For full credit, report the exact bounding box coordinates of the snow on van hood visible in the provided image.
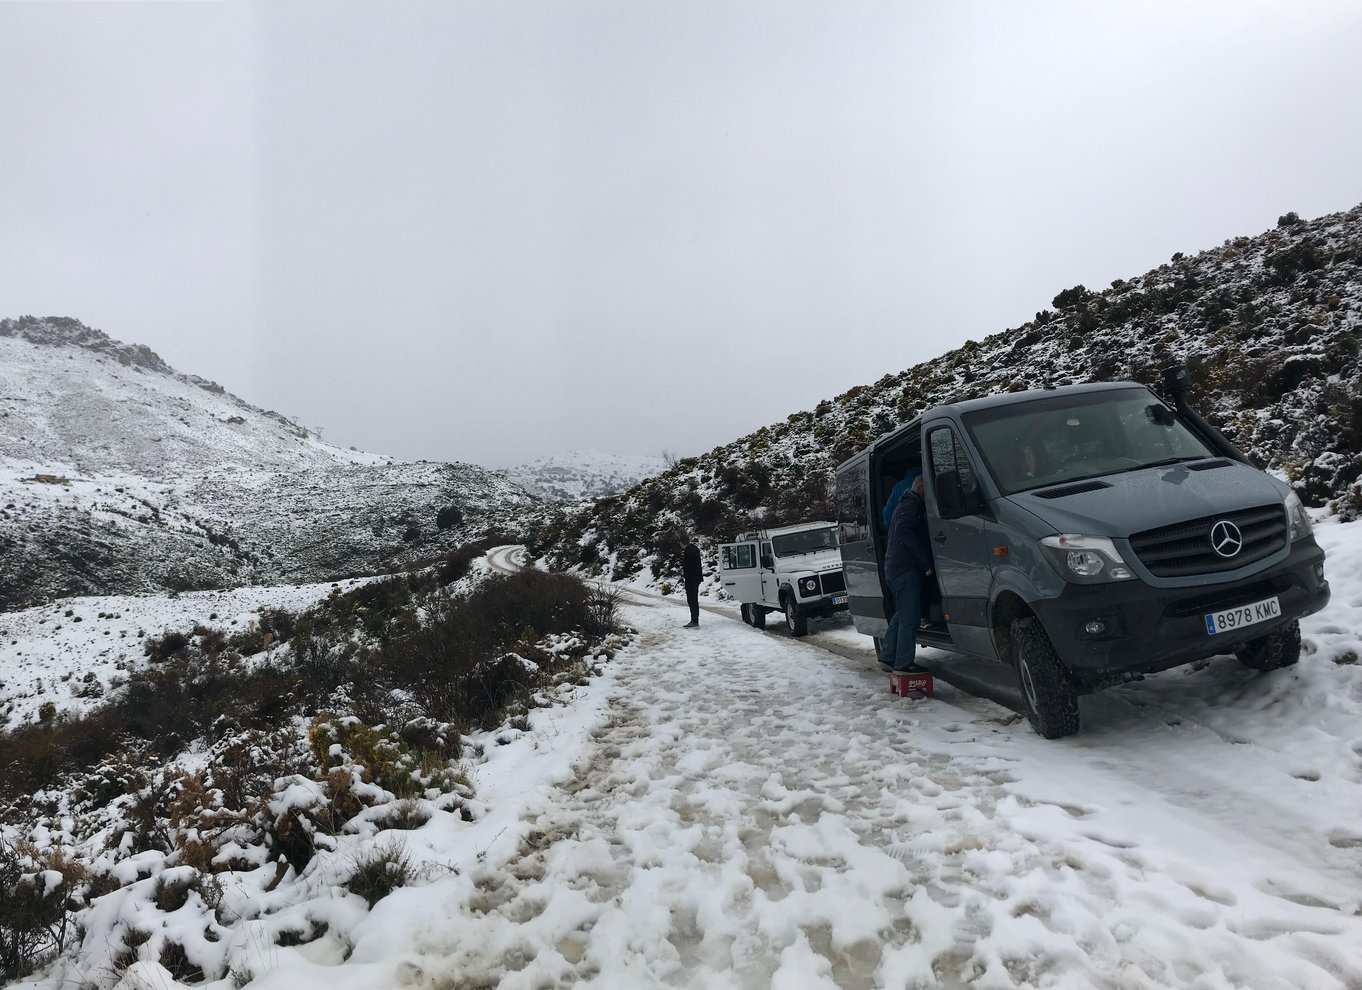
[1006,461,1289,538]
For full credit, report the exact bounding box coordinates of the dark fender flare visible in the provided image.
[987,567,1051,659]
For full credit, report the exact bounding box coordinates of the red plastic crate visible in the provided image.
[889,670,934,698]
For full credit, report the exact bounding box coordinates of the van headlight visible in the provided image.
[800,577,818,595]
[1285,491,1313,542]
[1039,535,1135,584]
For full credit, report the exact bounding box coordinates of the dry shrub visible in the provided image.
[345,841,415,908]
[0,840,89,980]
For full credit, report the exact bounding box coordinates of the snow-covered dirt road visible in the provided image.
[376,565,1362,990]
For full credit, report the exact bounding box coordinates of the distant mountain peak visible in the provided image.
[1,315,172,374]
[0,315,401,477]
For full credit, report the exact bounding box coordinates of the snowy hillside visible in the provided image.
[505,449,669,503]
[0,317,541,609]
[0,316,391,475]
[537,204,1362,583]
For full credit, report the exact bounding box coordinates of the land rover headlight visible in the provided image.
[800,577,818,595]
[1039,535,1135,584]
[1285,491,1313,542]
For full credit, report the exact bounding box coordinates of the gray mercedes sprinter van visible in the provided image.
[835,368,1330,738]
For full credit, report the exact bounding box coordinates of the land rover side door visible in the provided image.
[718,541,761,604]
[924,420,997,659]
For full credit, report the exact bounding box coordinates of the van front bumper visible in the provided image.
[1032,537,1330,689]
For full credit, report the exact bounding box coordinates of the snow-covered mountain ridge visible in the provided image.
[505,449,668,503]
[536,204,1362,583]
[0,317,540,609]
[0,315,391,475]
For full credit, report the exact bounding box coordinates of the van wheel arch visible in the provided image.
[990,592,1033,662]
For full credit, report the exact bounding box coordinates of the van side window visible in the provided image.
[928,425,978,494]
[836,463,869,544]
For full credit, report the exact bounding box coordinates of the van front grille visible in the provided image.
[819,571,847,595]
[1129,504,1287,578]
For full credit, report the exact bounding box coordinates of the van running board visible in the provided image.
[914,654,1027,715]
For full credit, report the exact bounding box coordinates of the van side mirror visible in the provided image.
[934,470,983,519]
[761,554,773,570]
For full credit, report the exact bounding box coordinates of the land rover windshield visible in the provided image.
[963,388,1217,495]
[772,527,839,557]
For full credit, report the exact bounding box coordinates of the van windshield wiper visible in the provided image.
[1125,456,1208,472]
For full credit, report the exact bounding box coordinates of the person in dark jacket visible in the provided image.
[881,475,932,671]
[682,538,703,628]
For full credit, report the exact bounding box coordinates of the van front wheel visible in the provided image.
[784,596,808,637]
[1234,619,1301,671]
[1011,619,1080,739]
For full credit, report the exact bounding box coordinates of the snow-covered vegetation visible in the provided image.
[536,205,1362,585]
[0,318,543,609]
[0,552,625,986]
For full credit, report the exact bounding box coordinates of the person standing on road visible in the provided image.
[682,538,703,628]
[881,474,932,672]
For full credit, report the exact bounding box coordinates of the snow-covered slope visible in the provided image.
[505,449,668,503]
[0,317,541,609]
[0,316,391,475]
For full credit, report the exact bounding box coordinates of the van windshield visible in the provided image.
[771,527,839,557]
[963,388,1217,495]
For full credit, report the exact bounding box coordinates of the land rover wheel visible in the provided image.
[751,605,766,630]
[740,603,752,625]
[784,595,808,638]
[1234,619,1302,671]
[1011,618,1080,739]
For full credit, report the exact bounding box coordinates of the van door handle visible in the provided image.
[934,531,948,545]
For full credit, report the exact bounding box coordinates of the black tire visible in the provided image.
[784,594,808,638]
[1234,619,1302,671]
[751,605,766,630]
[1011,618,1080,739]
[740,603,752,626]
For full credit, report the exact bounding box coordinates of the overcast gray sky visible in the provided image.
[2,1,1360,467]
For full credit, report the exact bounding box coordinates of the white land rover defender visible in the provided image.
[718,522,849,637]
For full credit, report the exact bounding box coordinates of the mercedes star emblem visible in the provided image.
[1210,519,1244,558]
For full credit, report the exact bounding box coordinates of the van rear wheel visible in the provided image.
[1011,619,1080,739]
[1234,619,1301,671]
[740,603,752,625]
[750,604,765,629]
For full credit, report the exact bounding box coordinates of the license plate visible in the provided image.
[1205,596,1280,635]
[832,594,849,606]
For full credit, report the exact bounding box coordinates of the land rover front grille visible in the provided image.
[1128,504,1287,578]
[819,571,847,595]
